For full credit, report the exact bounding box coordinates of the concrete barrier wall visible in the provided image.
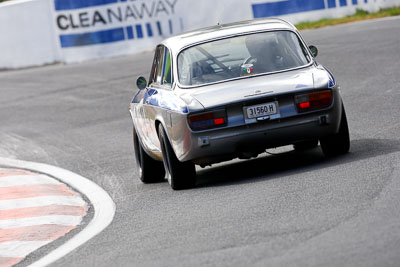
[1,0,399,69]
[0,0,61,69]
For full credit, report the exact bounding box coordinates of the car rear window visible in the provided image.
[177,31,311,87]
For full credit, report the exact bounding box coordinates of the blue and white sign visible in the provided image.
[251,0,370,18]
[53,0,181,62]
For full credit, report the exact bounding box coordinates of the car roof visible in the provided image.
[162,18,296,53]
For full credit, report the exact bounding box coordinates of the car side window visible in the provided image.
[161,49,172,87]
[149,45,173,88]
[149,46,163,86]
[156,47,165,85]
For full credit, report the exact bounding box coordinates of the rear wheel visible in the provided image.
[158,125,196,190]
[133,127,165,183]
[320,106,350,157]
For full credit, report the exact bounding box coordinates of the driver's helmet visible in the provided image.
[245,33,280,72]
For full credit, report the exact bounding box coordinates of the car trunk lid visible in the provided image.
[187,68,316,109]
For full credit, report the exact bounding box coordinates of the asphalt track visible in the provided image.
[1,17,400,267]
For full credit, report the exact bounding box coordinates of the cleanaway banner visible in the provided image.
[53,0,183,62]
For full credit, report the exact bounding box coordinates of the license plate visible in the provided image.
[245,101,278,119]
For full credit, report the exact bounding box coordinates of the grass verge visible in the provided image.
[296,7,400,30]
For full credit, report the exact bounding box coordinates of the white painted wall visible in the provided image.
[0,0,61,69]
[0,0,399,69]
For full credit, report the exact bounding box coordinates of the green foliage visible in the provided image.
[296,7,400,30]
[354,9,370,17]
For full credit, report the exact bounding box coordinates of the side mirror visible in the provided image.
[309,45,318,58]
[136,76,147,90]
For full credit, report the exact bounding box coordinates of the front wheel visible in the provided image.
[158,125,196,190]
[320,106,350,157]
[133,127,165,183]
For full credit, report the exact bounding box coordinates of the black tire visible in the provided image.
[133,126,165,183]
[158,125,196,190]
[320,106,350,157]
[294,139,319,151]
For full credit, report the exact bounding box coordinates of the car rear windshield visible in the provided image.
[177,31,311,87]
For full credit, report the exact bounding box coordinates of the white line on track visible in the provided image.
[0,157,116,267]
[0,241,50,258]
[0,196,86,210]
[0,215,83,229]
[0,174,61,187]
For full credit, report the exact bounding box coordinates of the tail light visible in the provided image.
[188,110,226,131]
[295,90,333,112]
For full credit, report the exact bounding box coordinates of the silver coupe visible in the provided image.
[130,18,350,190]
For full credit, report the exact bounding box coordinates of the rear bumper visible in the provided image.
[179,106,341,164]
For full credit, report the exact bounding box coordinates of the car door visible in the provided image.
[133,46,162,152]
[144,45,174,152]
